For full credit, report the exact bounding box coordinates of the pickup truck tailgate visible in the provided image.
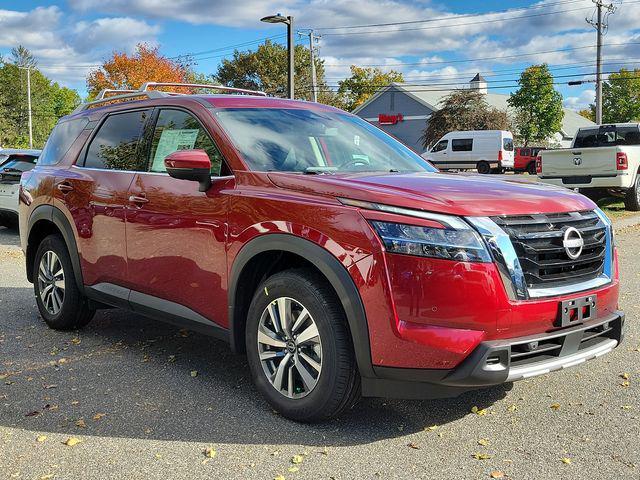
[541,146,618,177]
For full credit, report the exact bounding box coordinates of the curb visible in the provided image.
[612,213,640,231]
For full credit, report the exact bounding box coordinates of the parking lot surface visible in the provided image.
[0,225,638,479]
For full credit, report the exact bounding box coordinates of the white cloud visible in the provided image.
[0,6,61,49]
[564,88,595,111]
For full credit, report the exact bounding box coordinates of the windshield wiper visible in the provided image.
[304,166,339,174]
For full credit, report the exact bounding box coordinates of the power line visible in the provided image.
[314,0,590,30]
[324,42,640,67]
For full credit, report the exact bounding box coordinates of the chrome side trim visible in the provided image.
[506,338,617,382]
[528,274,611,298]
[466,216,528,300]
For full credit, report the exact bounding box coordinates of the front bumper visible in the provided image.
[362,311,624,399]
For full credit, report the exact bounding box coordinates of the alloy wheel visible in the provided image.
[257,297,322,399]
[37,251,65,315]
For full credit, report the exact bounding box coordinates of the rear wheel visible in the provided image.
[33,234,94,330]
[526,162,537,175]
[624,173,640,211]
[476,161,490,174]
[245,269,360,422]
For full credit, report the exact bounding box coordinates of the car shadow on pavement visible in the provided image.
[0,286,508,447]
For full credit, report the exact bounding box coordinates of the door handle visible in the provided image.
[56,182,74,193]
[128,195,149,205]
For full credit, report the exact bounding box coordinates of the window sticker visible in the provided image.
[151,129,199,171]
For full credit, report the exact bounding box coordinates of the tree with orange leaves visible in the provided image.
[86,43,187,99]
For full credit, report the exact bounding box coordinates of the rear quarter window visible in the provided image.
[503,137,514,151]
[38,118,89,166]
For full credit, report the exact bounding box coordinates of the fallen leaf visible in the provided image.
[425,425,438,431]
[561,457,572,465]
[621,381,630,388]
[168,355,176,363]
[274,476,285,480]
[472,453,492,460]
[43,384,57,390]
[288,466,299,473]
[507,405,517,412]
[291,454,304,464]
[36,435,47,443]
[190,370,198,378]
[204,446,216,458]
[63,437,81,447]
[478,438,490,446]
[408,442,421,449]
[71,338,81,345]
[471,406,488,416]
[490,472,505,479]
[40,474,54,480]
[621,405,632,410]
[93,413,106,421]
[25,410,40,417]
[75,419,86,428]
[620,373,630,380]
[58,358,67,364]
[550,403,561,410]
[0,373,8,380]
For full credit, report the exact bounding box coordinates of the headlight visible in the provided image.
[370,220,491,262]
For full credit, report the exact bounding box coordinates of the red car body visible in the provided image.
[514,146,544,173]
[19,93,624,405]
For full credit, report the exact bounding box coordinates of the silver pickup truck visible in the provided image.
[537,123,640,210]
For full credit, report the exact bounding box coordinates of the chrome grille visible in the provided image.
[492,211,606,289]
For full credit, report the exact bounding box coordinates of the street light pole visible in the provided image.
[261,13,295,99]
[19,66,34,149]
[287,16,295,100]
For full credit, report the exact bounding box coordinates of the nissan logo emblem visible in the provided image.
[574,157,582,166]
[563,227,584,260]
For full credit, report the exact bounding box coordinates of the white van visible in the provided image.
[421,130,514,173]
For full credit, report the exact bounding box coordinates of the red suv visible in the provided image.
[514,146,544,174]
[19,84,623,422]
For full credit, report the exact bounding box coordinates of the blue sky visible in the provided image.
[1,0,639,110]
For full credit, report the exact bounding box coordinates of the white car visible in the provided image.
[538,123,640,210]
[421,130,514,174]
[0,149,41,228]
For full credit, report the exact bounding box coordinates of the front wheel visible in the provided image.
[33,234,95,330]
[245,269,360,422]
[624,173,640,211]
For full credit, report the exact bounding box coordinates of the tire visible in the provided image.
[624,173,640,211]
[245,268,360,422]
[476,161,490,174]
[526,162,537,175]
[33,234,95,330]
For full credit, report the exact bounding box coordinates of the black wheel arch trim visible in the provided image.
[27,204,85,293]
[228,233,375,379]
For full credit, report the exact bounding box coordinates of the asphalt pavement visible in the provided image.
[0,224,638,479]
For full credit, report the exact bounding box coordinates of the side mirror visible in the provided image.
[164,149,212,192]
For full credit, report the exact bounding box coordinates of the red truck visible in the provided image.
[19,83,623,422]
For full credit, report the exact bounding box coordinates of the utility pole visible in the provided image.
[19,66,34,149]
[587,0,616,124]
[299,30,320,102]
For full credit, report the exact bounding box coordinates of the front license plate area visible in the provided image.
[558,295,597,327]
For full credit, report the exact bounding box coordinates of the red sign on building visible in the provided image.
[378,113,404,125]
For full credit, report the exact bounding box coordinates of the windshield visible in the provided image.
[214,108,435,174]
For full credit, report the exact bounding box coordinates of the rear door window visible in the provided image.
[148,109,224,175]
[83,110,149,171]
[39,118,88,166]
[451,138,473,152]
[503,137,514,151]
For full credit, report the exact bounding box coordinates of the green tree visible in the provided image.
[11,45,37,68]
[597,68,640,123]
[0,47,80,148]
[420,90,511,149]
[578,108,595,122]
[214,40,339,105]
[337,66,404,111]
[508,64,564,146]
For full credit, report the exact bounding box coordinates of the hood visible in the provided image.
[267,171,595,217]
